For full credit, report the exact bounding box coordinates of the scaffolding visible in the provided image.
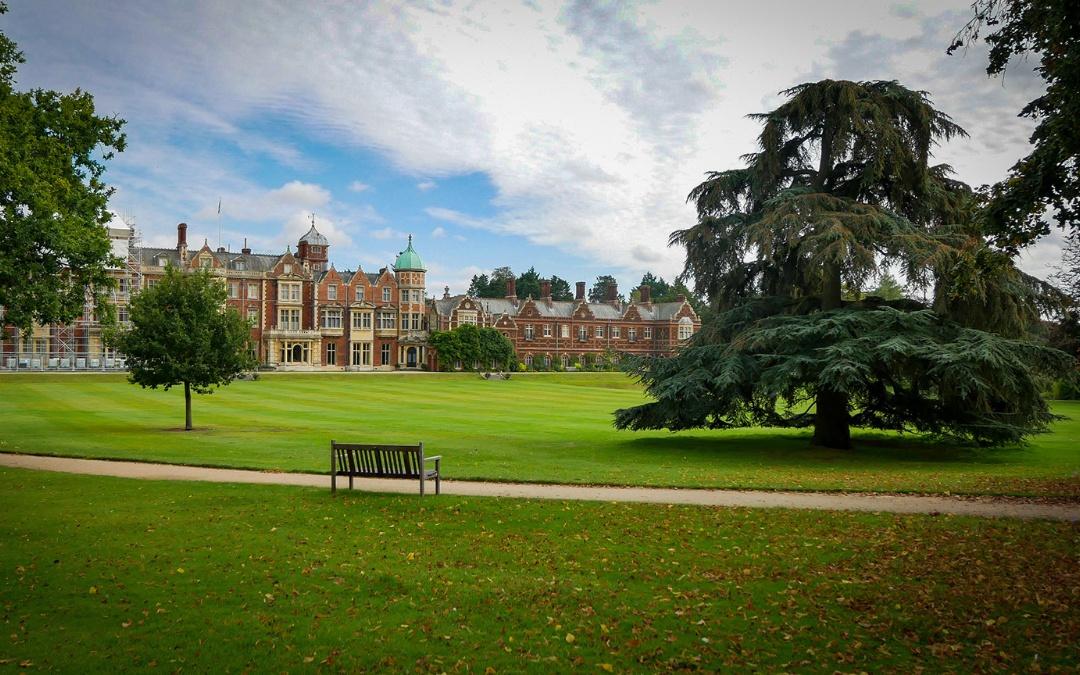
[1,215,138,371]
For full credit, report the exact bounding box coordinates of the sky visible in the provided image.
[3,0,1064,296]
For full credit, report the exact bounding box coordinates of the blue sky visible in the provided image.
[2,0,1062,295]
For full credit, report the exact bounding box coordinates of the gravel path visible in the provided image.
[2,453,1077,522]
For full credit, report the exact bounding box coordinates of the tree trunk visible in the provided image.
[184,381,192,431]
[813,262,852,449]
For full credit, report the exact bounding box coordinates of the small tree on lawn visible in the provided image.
[109,266,256,430]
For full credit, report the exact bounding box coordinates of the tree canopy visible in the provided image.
[588,275,622,303]
[950,0,1080,250]
[0,5,126,333]
[615,79,1069,449]
[109,266,256,430]
[467,266,573,300]
[428,324,516,372]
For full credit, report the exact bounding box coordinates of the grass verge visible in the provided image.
[0,372,1077,496]
[0,468,1077,671]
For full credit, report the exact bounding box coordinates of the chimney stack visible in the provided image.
[540,279,552,303]
[575,281,586,301]
[176,222,188,262]
[675,293,686,303]
[639,285,652,304]
[505,277,517,300]
[605,281,618,305]
[241,237,251,255]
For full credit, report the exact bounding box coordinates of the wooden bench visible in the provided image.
[330,441,441,496]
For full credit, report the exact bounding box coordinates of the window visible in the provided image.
[351,312,372,330]
[578,326,587,341]
[413,290,423,302]
[234,260,245,271]
[327,284,337,301]
[613,326,621,338]
[524,355,533,367]
[382,287,391,302]
[524,325,534,340]
[595,326,604,338]
[401,290,408,303]
[200,256,211,269]
[228,282,239,299]
[543,324,551,337]
[628,327,637,342]
[643,327,652,339]
[247,308,258,323]
[147,279,159,290]
[279,341,310,363]
[278,282,301,302]
[117,307,129,324]
[678,318,693,341]
[326,343,336,366]
[459,310,477,326]
[284,263,292,274]
[560,324,569,338]
[118,278,128,295]
[351,342,368,366]
[410,313,421,330]
[278,308,300,331]
[246,284,259,299]
[355,286,364,302]
[321,308,342,329]
[377,312,396,330]
[380,343,391,365]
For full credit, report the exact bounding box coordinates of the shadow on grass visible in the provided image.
[620,429,1026,466]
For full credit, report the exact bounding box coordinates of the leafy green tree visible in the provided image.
[109,266,256,431]
[516,266,542,300]
[868,273,905,301]
[616,79,1069,449]
[950,0,1080,250]
[589,274,623,303]
[549,275,574,301]
[639,272,672,299]
[0,5,126,334]
[429,325,515,371]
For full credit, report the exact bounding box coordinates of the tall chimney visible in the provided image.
[505,277,517,300]
[639,285,652,304]
[540,280,552,302]
[241,237,251,255]
[176,222,188,263]
[605,281,618,305]
[575,281,586,301]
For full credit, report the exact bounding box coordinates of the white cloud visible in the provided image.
[417,181,437,192]
[8,0,1054,281]
[348,181,372,192]
[370,227,406,241]
[431,226,446,238]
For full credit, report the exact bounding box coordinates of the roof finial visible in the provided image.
[311,212,316,228]
[408,234,413,247]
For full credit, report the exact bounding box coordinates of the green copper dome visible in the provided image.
[393,235,425,271]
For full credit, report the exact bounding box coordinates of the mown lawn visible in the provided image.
[0,373,1078,496]
[0,468,1076,672]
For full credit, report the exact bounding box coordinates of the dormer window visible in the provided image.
[234,260,245,271]
[284,263,292,275]
[382,287,391,303]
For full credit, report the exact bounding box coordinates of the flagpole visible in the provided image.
[217,198,222,249]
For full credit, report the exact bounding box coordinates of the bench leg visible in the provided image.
[349,475,354,491]
[331,472,336,495]
[436,473,440,495]
[420,474,425,497]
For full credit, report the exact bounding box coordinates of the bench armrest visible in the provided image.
[423,455,442,462]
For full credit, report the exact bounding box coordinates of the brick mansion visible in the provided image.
[1,222,699,371]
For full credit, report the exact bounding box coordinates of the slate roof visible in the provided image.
[138,247,282,272]
[432,294,692,322]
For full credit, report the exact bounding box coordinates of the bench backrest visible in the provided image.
[332,442,423,479]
